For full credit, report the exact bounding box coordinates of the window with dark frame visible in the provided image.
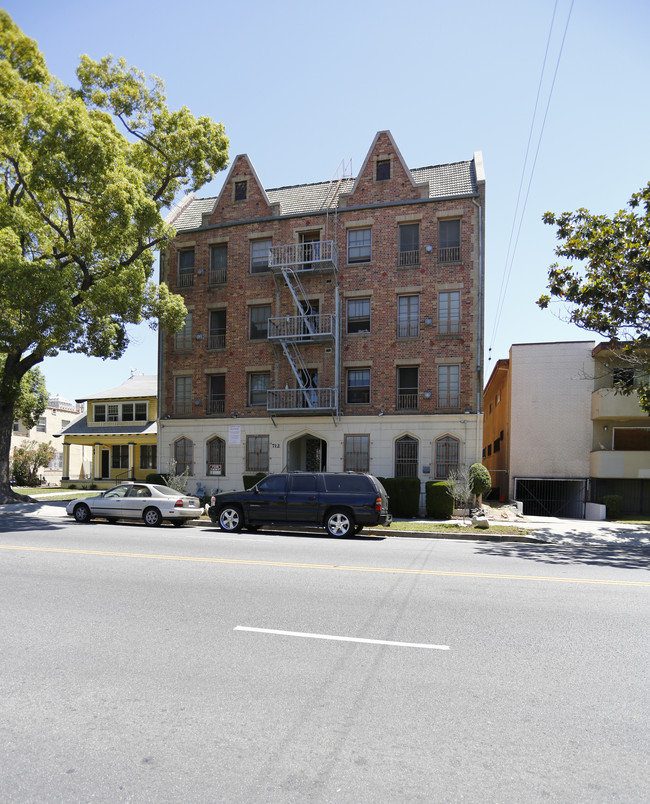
[207,436,226,476]
[435,436,459,479]
[439,291,461,334]
[175,312,193,352]
[347,297,371,334]
[250,239,272,273]
[438,364,460,408]
[234,180,247,201]
[178,249,195,288]
[395,435,418,478]
[111,444,129,470]
[208,309,226,350]
[174,437,193,475]
[376,159,391,181]
[207,374,225,415]
[344,435,370,472]
[174,376,192,416]
[397,366,419,410]
[397,295,420,338]
[248,372,270,407]
[347,228,372,263]
[246,435,269,472]
[438,219,461,263]
[209,244,227,285]
[140,444,157,470]
[398,223,420,266]
[249,305,270,340]
[94,404,106,423]
[347,368,371,404]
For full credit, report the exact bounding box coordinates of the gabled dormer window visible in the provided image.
[376,159,391,181]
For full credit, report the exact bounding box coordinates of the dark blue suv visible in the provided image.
[209,472,391,536]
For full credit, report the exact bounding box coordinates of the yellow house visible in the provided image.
[58,375,158,488]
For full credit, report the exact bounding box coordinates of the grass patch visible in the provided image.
[380,520,530,536]
[13,487,101,502]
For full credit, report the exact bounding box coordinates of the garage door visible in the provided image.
[514,478,588,519]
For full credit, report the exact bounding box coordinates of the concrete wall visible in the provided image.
[508,341,594,497]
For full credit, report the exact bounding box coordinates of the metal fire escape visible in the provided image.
[265,159,351,416]
[267,241,339,413]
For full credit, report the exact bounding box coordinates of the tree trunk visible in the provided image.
[0,395,34,503]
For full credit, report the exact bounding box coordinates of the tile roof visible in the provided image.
[171,161,478,233]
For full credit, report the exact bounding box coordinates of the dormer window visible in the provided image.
[376,159,391,181]
[234,180,248,201]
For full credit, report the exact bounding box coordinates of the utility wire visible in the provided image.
[488,0,574,361]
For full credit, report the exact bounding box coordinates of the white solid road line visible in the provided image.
[234,626,450,650]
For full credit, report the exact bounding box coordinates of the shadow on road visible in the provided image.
[0,513,67,533]
[474,540,650,571]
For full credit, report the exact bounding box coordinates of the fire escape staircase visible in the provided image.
[267,242,339,414]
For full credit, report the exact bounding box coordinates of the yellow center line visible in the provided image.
[1,544,648,587]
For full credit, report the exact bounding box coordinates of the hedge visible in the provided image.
[377,477,420,518]
[425,481,454,519]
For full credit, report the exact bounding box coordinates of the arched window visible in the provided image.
[173,437,194,475]
[206,436,226,477]
[395,435,419,477]
[435,436,459,479]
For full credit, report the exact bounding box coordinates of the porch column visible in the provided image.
[128,442,135,480]
[93,443,101,480]
[62,442,70,481]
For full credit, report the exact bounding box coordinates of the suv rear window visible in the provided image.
[323,475,372,493]
[291,475,318,492]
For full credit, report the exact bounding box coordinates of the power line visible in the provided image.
[488,0,574,362]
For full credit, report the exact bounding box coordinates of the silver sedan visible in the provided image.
[66,483,201,527]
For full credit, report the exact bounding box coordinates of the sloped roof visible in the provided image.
[76,374,157,403]
[170,161,478,233]
[57,415,157,438]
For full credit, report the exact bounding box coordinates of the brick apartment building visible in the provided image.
[159,131,485,504]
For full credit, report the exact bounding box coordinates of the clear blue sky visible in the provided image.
[6,0,650,402]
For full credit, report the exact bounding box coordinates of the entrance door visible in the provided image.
[101,449,110,479]
[300,231,321,269]
[287,435,327,472]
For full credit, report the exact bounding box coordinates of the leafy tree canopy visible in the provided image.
[0,12,229,496]
[538,182,650,411]
[13,363,48,429]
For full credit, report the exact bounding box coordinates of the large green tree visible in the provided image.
[538,182,650,412]
[0,13,229,501]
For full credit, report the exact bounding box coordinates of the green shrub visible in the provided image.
[243,472,266,490]
[469,463,491,497]
[377,477,420,518]
[601,494,623,519]
[426,482,454,519]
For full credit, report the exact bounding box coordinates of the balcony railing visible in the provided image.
[397,321,420,338]
[438,394,460,409]
[178,271,194,288]
[398,249,420,267]
[438,246,461,263]
[267,387,337,413]
[208,267,227,285]
[397,392,419,410]
[268,240,338,273]
[267,313,335,342]
[206,398,225,416]
[208,332,226,350]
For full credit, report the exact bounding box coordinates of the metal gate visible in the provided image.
[514,478,588,519]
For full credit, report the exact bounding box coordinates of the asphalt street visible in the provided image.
[0,510,648,803]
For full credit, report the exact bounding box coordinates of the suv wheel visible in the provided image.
[326,509,353,537]
[218,505,243,533]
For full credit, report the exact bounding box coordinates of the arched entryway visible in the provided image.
[287,433,327,472]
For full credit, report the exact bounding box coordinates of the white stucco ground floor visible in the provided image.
[158,413,483,509]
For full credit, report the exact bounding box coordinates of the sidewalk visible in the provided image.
[2,500,649,549]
